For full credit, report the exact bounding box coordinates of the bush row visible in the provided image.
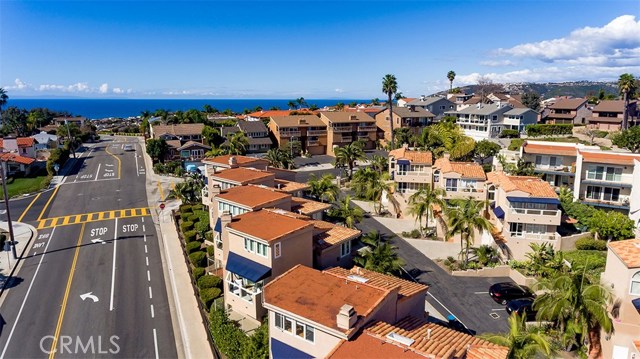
[526,124,573,137]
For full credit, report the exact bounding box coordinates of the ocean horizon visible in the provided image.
[8,98,370,120]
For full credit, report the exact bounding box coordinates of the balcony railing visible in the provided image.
[307,129,327,136]
[279,131,301,138]
[332,126,353,133]
[396,171,430,177]
[510,232,560,241]
[357,125,377,131]
[446,187,484,193]
[357,133,370,138]
[510,208,560,216]
[307,140,320,146]
[337,136,353,142]
[581,197,630,208]
[535,164,573,172]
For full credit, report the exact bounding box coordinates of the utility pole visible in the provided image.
[0,162,18,260]
[65,118,76,158]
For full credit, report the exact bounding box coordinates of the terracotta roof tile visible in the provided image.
[262,207,309,220]
[215,185,290,210]
[202,154,267,167]
[634,339,640,352]
[0,137,36,148]
[487,171,558,198]
[325,267,427,299]
[579,150,640,166]
[467,345,510,359]
[0,153,35,165]
[389,147,433,164]
[328,333,425,359]
[247,110,319,119]
[210,167,274,185]
[311,220,361,250]
[274,179,310,193]
[366,316,508,359]
[523,142,579,156]
[227,209,312,242]
[263,265,390,335]
[434,157,486,179]
[607,239,640,268]
[291,197,331,215]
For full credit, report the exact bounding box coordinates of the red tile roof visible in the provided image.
[311,220,361,250]
[0,137,35,148]
[607,239,640,268]
[209,167,274,184]
[523,142,579,157]
[0,153,35,165]
[579,150,640,166]
[487,171,558,198]
[215,185,290,209]
[389,147,433,164]
[202,154,267,167]
[227,209,312,242]
[325,267,427,299]
[434,157,485,179]
[328,333,425,359]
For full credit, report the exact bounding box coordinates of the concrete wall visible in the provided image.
[315,242,354,270]
[268,310,343,359]
[452,265,538,287]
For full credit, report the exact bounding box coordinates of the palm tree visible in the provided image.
[265,148,293,169]
[172,176,205,204]
[446,198,494,265]
[329,195,363,229]
[0,87,8,120]
[471,245,499,266]
[534,270,615,359]
[369,154,388,173]
[307,174,339,203]
[482,314,553,359]
[354,230,404,275]
[334,142,366,180]
[382,74,398,149]
[394,92,404,102]
[287,101,296,110]
[420,123,476,160]
[447,71,456,92]
[224,131,249,155]
[370,98,381,106]
[407,185,445,236]
[618,73,637,129]
[335,102,345,110]
[296,97,306,109]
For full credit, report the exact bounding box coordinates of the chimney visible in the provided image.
[210,184,221,197]
[349,115,357,121]
[221,210,232,226]
[336,304,357,330]
[426,329,432,340]
[228,156,238,168]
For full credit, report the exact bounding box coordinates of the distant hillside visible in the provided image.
[441,81,619,99]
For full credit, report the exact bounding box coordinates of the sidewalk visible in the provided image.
[139,137,213,359]
[0,221,37,296]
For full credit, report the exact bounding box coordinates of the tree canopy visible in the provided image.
[520,92,541,111]
[612,125,640,153]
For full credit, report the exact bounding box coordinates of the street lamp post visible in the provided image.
[0,162,18,260]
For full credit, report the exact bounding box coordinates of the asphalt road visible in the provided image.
[0,137,176,358]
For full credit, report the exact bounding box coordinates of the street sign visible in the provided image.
[160,203,165,210]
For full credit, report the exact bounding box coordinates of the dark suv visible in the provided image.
[489,282,534,305]
[506,297,537,321]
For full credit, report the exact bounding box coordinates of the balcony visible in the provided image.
[511,208,560,216]
[357,125,377,132]
[307,140,321,146]
[507,207,562,226]
[279,131,301,138]
[307,129,327,136]
[581,197,630,210]
[337,136,353,142]
[396,171,430,177]
[534,164,574,174]
[332,126,353,133]
[357,132,370,139]
[509,232,561,241]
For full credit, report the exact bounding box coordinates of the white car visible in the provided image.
[123,144,134,151]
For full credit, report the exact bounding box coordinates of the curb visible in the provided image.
[0,223,38,299]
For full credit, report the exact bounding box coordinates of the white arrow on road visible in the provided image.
[80,292,99,302]
[91,239,106,244]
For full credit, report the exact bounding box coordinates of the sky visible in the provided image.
[1,0,639,99]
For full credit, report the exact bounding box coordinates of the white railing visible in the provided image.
[396,171,430,177]
[510,232,561,241]
[510,208,560,216]
[446,187,483,193]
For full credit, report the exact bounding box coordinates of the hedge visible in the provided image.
[197,275,222,290]
[508,138,525,151]
[184,230,197,243]
[194,210,209,223]
[189,251,207,267]
[526,124,573,137]
[206,245,215,257]
[180,204,193,213]
[186,241,202,254]
[499,129,520,138]
[180,221,194,232]
[200,288,222,308]
[192,267,205,281]
[180,212,192,221]
[575,237,607,251]
[192,204,204,211]
[186,214,200,223]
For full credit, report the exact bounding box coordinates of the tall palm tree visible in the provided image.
[329,195,363,229]
[447,71,456,92]
[172,177,205,204]
[265,148,293,169]
[382,74,398,149]
[334,142,366,180]
[482,314,553,359]
[296,97,306,109]
[307,174,339,203]
[534,270,615,359]
[224,131,249,155]
[407,185,446,236]
[287,101,296,110]
[618,73,637,129]
[354,230,404,275]
[446,198,494,265]
[0,87,8,120]
[369,154,388,173]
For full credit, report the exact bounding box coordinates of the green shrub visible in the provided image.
[564,250,607,276]
[206,245,215,257]
[194,210,208,222]
[508,138,525,151]
[192,204,204,211]
[195,221,210,237]
[186,241,201,254]
[499,129,520,138]
[180,221,194,232]
[180,204,193,213]
[526,124,573,137]
[186,213,200,223]
[192,267,205,280]
[180,212,192,221]
[575,237,607,251]
[189,251,207,267]
[209,309,249,359]
[183,230,197,243]
[200,288,222,308]
[197,275,222,289]
[174,167,185,176]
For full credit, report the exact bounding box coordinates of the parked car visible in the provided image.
[506,297,537,321]
[123,144,134,151]
[489,282,534,305]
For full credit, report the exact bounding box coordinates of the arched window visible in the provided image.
[631,272,640,296]
[433,170,441,183]
[488,185,496,201]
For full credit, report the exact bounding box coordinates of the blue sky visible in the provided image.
[1,1,638,99]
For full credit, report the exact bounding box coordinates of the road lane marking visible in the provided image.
[143,224,146,232]
[110,218,118,312]
[37,207,151,229]
[142,217,145,223]
[145,244,148,254]
[147,270,151,282]
[49,223,86,359]
[149,286,153,299]
[94,163,101,181]
[0,227,56,358]
[17,192,42,222]
[135,148,139,176]
[104,144,122,178]
[146,257,149,266]
[474,291,489,294]
[37,185,60,221]
[150,304,155,318]
[153,329,159,359]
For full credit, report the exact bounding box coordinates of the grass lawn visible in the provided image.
[0,175,51,199]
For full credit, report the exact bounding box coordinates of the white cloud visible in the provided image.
[334,88,344,93]
[99,83,109,94]
[112,87,124,94]
[479,60,516,67]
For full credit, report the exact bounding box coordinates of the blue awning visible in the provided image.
[493,206,505,219]
[214,218,222,233]
[225,252,271,282]
[507,196,560,205]
[271,338,313,359]
[397,159,411,165]
[633,298,640,313]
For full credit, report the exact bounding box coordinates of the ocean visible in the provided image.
[8,98,368,120]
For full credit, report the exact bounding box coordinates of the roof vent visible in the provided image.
[386,332,415,346]
[347,275,369,283]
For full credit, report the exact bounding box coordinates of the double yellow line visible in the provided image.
[49,223,86,358]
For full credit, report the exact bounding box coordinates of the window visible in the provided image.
[305,325,315,342]
[340,240,351,257]
[510,222,524,236]
[586,186,620,202]
[631,272,640,295]
[275,313,283,329]
[226,272,262,302]
[284,317,293,333]
[274,313,315,343]
[587,165,622,182]
[549,157,558,166]
[446,178,458,191]
[244,237,268,257]
[296,322,305,338]
[274,242,281,258]
[433,170,440,183]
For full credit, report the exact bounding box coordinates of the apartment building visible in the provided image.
[589,100,638,131]
[319,112,377,156]
[403,95,456,121]
[374,106,435,142]
[202,154,269,172]
[487,171,562,259]
[601,239,640,359]
[268,115,328,155]
[449,103,536,140]
[387,146,434,216]
[433,155,487,201]
[542,98,591,125]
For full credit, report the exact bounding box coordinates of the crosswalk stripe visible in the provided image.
[36,207,153,229]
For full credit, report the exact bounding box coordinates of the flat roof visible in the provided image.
[210,167,274,184]
[216,185,290,209]
[227,209,312,242]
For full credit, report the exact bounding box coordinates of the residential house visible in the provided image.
[601,239,640,359]
[343,106,385,119]
[589,100,638,131]
[0,153,36,175]
[268,115,328,155]
[433,155,486,201]
[486,171,562,260]
[387,146,434,217]
[319,112,377,156]
[208,167,276,190]
[176,141,211,162]
[263,264,429,359]
[447,93,474,111]
[202,154,269,172]
[0,137,36,159]
[396,97,416,107]
[237,120,273,153]
[53,116,86,127]
[245,110,304,122]
[310,221,360,269]
[403,96,456,121]
[31,131,59,150]
[542,98,591,125]
[448,103,536,140]
[375,106,435,142]
[150,123,205,144]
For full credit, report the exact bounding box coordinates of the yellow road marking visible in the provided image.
[17,192,42,222]
[61,217,71,225]
[98,212,105,220]
[38,186,60,221]
[157,182,165,201]
[105,145,122,178]
[49,223,86,358]
[171,181,176,190]
[36,207,152,229]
